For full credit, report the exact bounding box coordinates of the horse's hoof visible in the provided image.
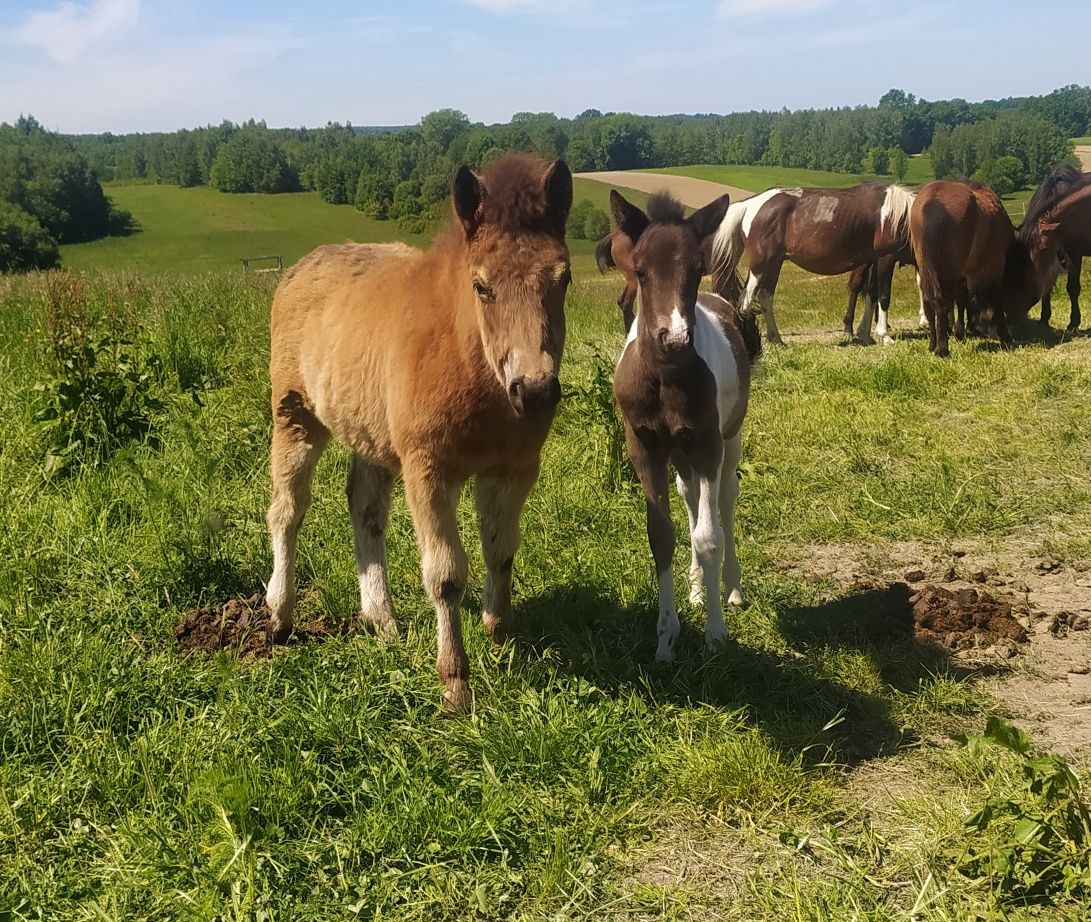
[655,638,676,664]
[360,610,399,640]
[704,627,728,648]
[482,611,514,647]
[268,620,293,645]
[442,682,474,712]
[880,335,893,346]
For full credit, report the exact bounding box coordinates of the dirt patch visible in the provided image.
[174,592,350,658]
[781,538,1091,763]
[910,584,1027,652]
[574,170,753,209]
[1075,145,1091,172]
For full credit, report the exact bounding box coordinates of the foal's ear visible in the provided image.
[610,190,649,244]
[453,165,486,238]
[1037,219,1061,249]
[687,193,731,272]
[688,191,731,246]
[544,160,573,232]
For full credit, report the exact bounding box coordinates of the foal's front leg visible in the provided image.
[403,463,471,710]
[627,430,678,662]
[475,466,539,645]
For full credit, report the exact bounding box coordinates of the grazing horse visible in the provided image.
[911,180,1059,357]
[266,153,573,709]
[1020,164,1091,331]
[711,182,915,345]
[596,193,743,333]
[610,190,760,662]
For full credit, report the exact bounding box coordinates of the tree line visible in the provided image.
[1,116,134,272]
[2,85,1088,270]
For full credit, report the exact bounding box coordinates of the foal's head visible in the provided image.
[451,154,572,418]
[609,190,732,357]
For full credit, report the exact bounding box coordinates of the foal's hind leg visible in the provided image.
[719,432,744,609]
[266,403,329,643]
[347,454,397,637]
[673,461,703,606]
[475,467,538,645]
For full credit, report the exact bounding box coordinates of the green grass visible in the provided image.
[3,248,1091,918]
[650,153,934,192]
[1070,135,1091,146]
[61,179,645,275]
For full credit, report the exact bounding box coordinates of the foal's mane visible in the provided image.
[433,152,563,256]
[646,191,686,224]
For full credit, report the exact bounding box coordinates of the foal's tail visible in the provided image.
[710,199,748,280]
[595,234,616,273]
[734,304,762,364]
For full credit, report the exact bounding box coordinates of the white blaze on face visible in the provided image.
[663,304,691,347]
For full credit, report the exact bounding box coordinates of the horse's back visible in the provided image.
[269,242,422,463]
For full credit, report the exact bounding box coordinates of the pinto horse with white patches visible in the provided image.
[610,190,761,662]
[711,182,915,345]
[265,153,572,709]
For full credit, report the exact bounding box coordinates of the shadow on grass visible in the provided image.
[512,580,946,767]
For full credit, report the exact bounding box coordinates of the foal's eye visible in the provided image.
[560,268,572,287]
[473,279,493,301]
[635,267,647,282]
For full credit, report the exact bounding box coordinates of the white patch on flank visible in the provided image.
[783,188,804,198]
[814,195,838,223]
[693,294,742,436]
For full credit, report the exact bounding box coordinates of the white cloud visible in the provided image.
[717,0,833,17]
[10,0,141,65]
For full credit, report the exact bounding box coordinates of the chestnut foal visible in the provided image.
[611,191,760,661]
[266,154,572,709]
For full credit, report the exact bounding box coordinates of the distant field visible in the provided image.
[61,179,647,275]
[651,154,934,192]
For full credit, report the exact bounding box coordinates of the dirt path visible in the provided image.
[1076,145,1091,171]
[575,170,753,208]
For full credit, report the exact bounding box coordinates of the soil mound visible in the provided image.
[174,593,348,658]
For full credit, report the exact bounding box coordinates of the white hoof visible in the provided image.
[726,587,743,606]
[655,639,676,663]
[704,623,728,647]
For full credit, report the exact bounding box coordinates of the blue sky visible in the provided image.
[1,0,1086,133]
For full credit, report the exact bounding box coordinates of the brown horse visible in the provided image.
[1020,164,1091,331]
[610,190,760,662]
[911,180,1059,357]
[711,182,915,344]
[266,153,572,709]
[597,194,743,334]
[595,228,638,332]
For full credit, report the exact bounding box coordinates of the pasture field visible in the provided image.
[3,247,1091,920]
[650,155,935,193]
[59,179,648,276]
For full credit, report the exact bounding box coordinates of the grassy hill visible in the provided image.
[651,154,934,192]
[61,179,648,275]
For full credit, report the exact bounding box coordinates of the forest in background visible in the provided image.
[2,85,1088,269]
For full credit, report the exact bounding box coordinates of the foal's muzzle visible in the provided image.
[658,326,693,353]
[508,374,561,417]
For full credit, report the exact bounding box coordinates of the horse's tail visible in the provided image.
[595,234,615,273]
[734,303,762,364]
[880,184,915,251]
[710,200,748,280]
[914,215,944,307]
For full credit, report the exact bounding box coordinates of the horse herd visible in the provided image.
[263,153,1091,708]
